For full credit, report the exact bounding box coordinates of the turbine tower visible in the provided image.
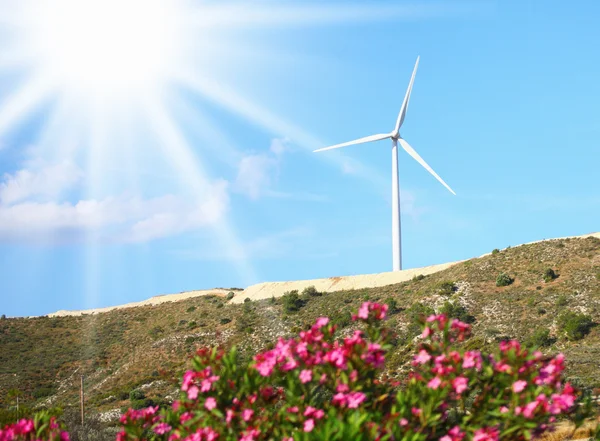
[314,57,455,271]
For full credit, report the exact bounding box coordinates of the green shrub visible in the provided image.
[330,311,352,329]
[244,298,251,303]
[412,274,426,282]
[302,286,321,297]
[187,321,198,329]
[219,318,232,325]
[384,297,398,314]
[216,302,224,309]
[129,389,145,401]
[537,307,547,315]
[131,398,155,410]
[496,272,513,287]
[282,290,305,313]
[32,387,54,399]
[112,306,589,441]
[525,328,555,348]
[148,326,164,338]
[434,281,457,296]
[186,306,196,313]
[556,295,568,307]
[226,291,235,301]
[439,301,475,324]
[558,311,594,341]
[491,248,500,255]
[405,302,435,336]
[543,268,558,283]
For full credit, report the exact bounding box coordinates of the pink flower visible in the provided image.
[204,397,217,411]
[286,406,299,413]
[500,406,509,414]
[325,348,347,370]
[60,432,70,441]
[239,429,260,441]
[332,393,346,406]
[304,419,315,432]
[226,409,234,424]
[463,351,482,370]
[242,409,254,422]
[473,427,499,441]
[411,407,422,416]
[427,376,442,389]
[304,406,317,417]
[203,428,219,441]
[200,379,212,393]
[512,380,527,393]
[187,385,199,400]
[182,371,195,391]
[522,401,538,418]
[299,369,312,384]
[314,317,329,328]
[441,437,451,441]
[414,349,431,364]
[346,392,366,408]
[452,376,468,394]
[180,412,193,423]
[448,426,465,441]
[399,418,408,426]
[336,383,350,393]
[154,423,172,435]
[421,326,432,338]
[357,302,370,319]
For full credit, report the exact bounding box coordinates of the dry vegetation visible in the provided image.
[2,236,600,427]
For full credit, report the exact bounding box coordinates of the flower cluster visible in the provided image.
[10,302,595,441]
[0,414,68,441]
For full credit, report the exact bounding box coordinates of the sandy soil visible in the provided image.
[48,289,232,317]
[46,232,600,317]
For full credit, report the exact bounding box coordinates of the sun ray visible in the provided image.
[167,95,244,168]
[0,75,57,142]
[143,97,258,286]
[175,71,388,193]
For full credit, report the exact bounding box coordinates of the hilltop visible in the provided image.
[2,232,600,424]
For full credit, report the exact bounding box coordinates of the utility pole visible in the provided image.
[80,375,84,426]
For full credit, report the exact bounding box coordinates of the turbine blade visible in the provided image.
[393,56,420,136]
[398,138,456,195]
[313,133,390,152]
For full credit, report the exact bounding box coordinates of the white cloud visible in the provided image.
[0,160,83,204]
[234,137,327,202]
[233,153,278,200]
[0,160,229,244]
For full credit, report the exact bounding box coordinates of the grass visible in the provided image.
[1,236,600,420]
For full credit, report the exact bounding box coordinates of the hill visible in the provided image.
[2,233,600,424]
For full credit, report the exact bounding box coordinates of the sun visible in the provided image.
[21,0,185,99]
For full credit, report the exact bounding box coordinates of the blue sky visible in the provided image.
[1,0,599,317]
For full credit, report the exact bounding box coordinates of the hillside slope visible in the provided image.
[2,234,600,421]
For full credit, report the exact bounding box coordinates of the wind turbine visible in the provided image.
[314,57,455,271]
